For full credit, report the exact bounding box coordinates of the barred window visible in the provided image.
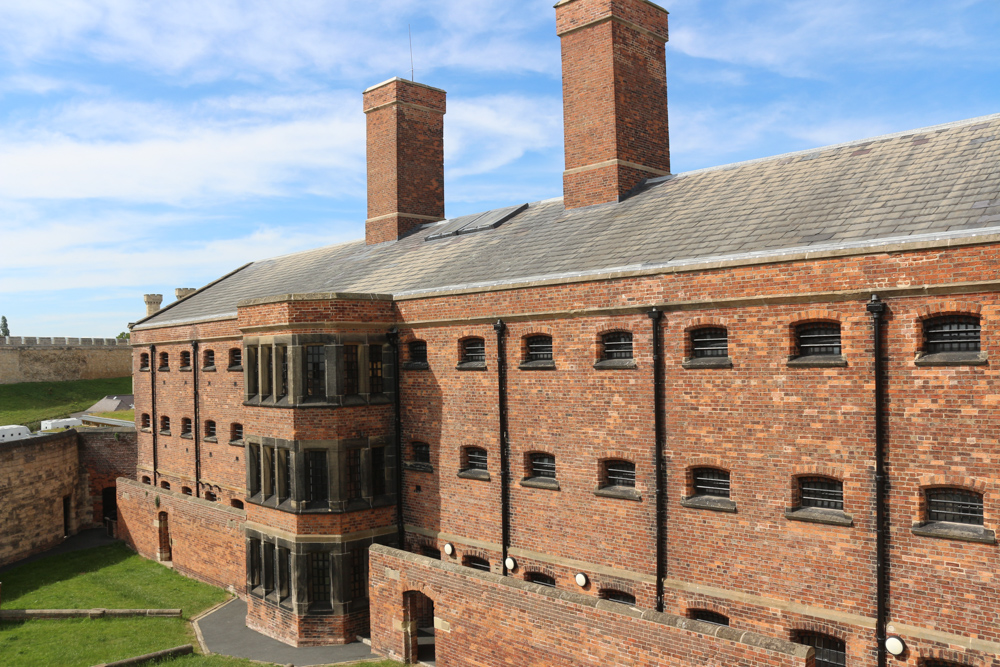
[305,450,328,502]
[305,345,326,399]
[346,448,362,500]
[927,488,983,525]
[462,338,486,363]
[180,350,191,368]
[799,477,844,511]
[526,335,553,362]
[464,447,488,471]
[260,347,271,398]
[160,481,170,490]
[412,442,431,464]
[204,491,217,501]
[602,332,633,360]
[276,346,288,399]
[369,344,383,394]
[692,468,730,498]
[371,446,386,496]
[248,443,262,496]
[343,344,359,395]
[262,445,275,498]
[690,609,729,626]
[409,341,427,363]
[529,453,556,479]
[229,348,242,369]
[307,552,331,609]
[463,555,490,572]
[205,420,216,438]
[160,416,171,433]
[140,353,150,370]
[181,418,192,437]
[142,476,151,484]
[277,547,291,602]
[604,460,636,488]
[601,590,636,605]
[262,543,275,594]
[231,423,243,442]
[924,315,981,353]
[691,327,728,358]
[793,631,846,667]
[526,572,556,587]
[278,449,292,503]
[203,349,215,368]
[796,323,841,356]
[246,347,258,394]
[248,539,262,590]
[141,414,151,429]
[351,547,369,600]
[159,352,169,370]
[182,486,192,496]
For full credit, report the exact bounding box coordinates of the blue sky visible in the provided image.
[1,0,999,337]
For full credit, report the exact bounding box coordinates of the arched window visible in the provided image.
[462,555,490,572]
[141,476,151,485]
[408,341,427,364]
[158,352,169,370]
[228,348,242,369]
[689,609,729,625]
[792,631,845,667]
[926,488,983,525]
[462,338,486,363]
[231,499,244,510]
[159,416,171,434]
[692,468,730,498]
[923,661,966,667]
[525,572,556,587]
[600,589,636,605]
[141,413,151,430]
[180,418,192,437]
[603,460,636,488]
[230,423,244,443]
[601,332,633,360]
[139,353,150,370]
[181,486,192,496]
[203,349,215,368]
[798,477,844,511]
[691,327,728,358]
[180,350,191,368]
[204,491,217,501]
[796,322,841,357]
[160,481,171,490]
[463,447,488,471]
[528,453,556,479]
[924,315,981,353]
[526,335,553,362]
[205,420,216,439]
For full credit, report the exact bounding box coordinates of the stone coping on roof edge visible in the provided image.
[362,77,447,95]
[236,292,395,308]
[370,544,812,660]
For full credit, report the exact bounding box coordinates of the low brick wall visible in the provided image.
[369,545,815,666]
[117,478,245,595]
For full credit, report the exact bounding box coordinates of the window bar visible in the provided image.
[530,454,556,478]
[606,460,636,487]
[526,336,553,361]
[603,332,633,359]
[691,328,728,358]
[463,339,486,363]
[693,469,730,497]
[925,316,981,353]
[799,478,844,510]
[927,489,984,525]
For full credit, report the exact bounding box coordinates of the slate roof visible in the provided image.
[136,113,1000,330]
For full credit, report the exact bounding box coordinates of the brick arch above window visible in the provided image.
[916,301,984,319]
[918,473,989,495]
[919,648,980,667]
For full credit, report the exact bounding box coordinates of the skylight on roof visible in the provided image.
[425,203,528,241]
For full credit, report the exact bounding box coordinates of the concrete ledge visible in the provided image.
[93,644,193,667]
[0,608,181,620]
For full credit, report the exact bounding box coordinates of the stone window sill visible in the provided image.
[139,368,150,372]
[180,433,193,440]
[914,351,988,367]
[227,365,243,372]
[159,430,171,436]
[140,427,151,433]
[203,436,218,443]
[520,476,560,491]
[682,356,733,370]
[158,367,170,372]
[402,361,429,371]
[229,439,245,447]
[594,486,642,501]
[593,358,636,370]
[458,468,491,481]
[369,393,392,406]
[911,521,996,544]
[202,365,216,372]
[786,354,847,368]
[456,361,487,371]
[680,495,737,513]
[785,507,853,527]
[404,461,434,473]
[519,360,556,371]
[179,366,192,372]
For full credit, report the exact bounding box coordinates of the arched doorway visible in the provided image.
[156,511,171,562]
[402,590,435,664]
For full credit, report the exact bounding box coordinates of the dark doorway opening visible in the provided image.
[403,590,435,664]
[62,495,72,537]
[157,511,171,562]
[102,487,118,520]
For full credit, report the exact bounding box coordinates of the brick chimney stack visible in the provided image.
[363,78,447,245]
[556,0,671,210]
[144,294,162,316]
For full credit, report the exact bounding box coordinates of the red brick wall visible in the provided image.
[78,428,137,523]
[246,596,368,647]
[369,545,816,666]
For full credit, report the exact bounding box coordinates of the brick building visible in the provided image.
[119,0,1000,665]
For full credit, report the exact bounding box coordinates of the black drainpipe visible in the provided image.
[150,344,158,487]
[867,294,888,667]
[387,328,405,549]
[192,341,201,498]
[494,319,511,575]
[647,308,665,612]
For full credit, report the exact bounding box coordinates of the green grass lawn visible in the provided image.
[0,376,132,430]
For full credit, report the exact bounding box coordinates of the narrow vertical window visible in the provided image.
[248,539,262,590]
[160,416,171,433]
[205,420,216,439]
[306,450,328,502]
[230,423,243,443]
[278,449,291,503]
[262,543,275,594]
[246,347,258,394]
[159,352,169,370]
[262,445,276,499]
[140,353,150,370]
[180,350,191,368]
[203,349,215,368]
[346,448,363,500]
[276,346,288,398]
[351,547,369,600]
[307,552,331,610]
[229,348,242,369]
[248,443,262,496]
[181,418,192,437]
[343,344,359,395]
[260,346,272,399]
[277,547,291,602]
[371,446,386,496]
[141,414,151,429]
[369,345,384,394]
[305,345,326,399]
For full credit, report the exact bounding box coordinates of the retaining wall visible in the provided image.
[0,337,132,384]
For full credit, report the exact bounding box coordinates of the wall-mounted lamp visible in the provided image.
[443,543,454,556]
[575,572,588,587]
[884,636,905,657]
[504,557,517,571]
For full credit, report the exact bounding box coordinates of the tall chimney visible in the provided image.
[175,288,196,300]
[363,77,446,245]
[556,0,671,210]
[144,294,163,316]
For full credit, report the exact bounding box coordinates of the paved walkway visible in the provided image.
[196,598,376,666]
[0,527,116,575]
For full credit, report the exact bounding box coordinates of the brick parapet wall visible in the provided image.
[369,545,816,666]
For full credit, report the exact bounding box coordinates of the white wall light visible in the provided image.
[575,572,588,587]
[443,543,454,556]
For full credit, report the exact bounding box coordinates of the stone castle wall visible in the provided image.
[0,337,132,385]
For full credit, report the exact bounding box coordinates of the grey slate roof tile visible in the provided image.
[137,113,1000,329]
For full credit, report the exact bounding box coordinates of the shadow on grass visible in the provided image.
[0,543,134,604]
